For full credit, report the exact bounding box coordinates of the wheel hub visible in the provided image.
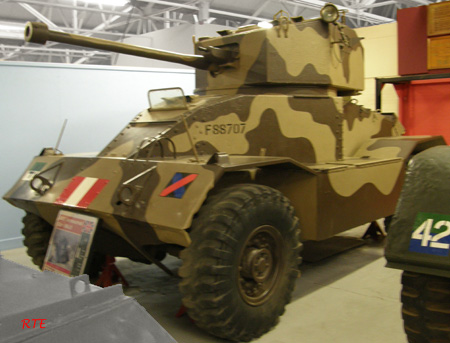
[242,248,273,283]
[238,225,283,306]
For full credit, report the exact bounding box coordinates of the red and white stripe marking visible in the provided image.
[55,176,109,208]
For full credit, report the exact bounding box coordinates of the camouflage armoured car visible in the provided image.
[3,4,446,341]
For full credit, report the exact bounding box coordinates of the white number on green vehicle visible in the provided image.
[409,213,450,256]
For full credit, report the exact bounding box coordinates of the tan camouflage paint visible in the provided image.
[170,95,337,162]
[342,108,385,156]
[353,141,403,159]
[269,26,327,77]
[201,29,266,94]
[328,159,404,197]
[196,19,364,94]
[145,160,217,245]
[6,155,128,238]
[106,140,135,158]
[328,24,364,90]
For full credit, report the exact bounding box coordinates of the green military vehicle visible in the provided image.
[3,4,446,341]
[385,146,450,343]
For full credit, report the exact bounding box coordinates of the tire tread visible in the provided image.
[22,212,52,269]
[179,184,302,341]
[401,271,450,343]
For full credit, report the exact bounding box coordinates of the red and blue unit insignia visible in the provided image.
[160,173,198,199]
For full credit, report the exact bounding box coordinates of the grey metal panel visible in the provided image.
[0,257,177,343]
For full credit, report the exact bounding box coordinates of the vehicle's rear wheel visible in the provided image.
[179,184,302,342]
[401,271,450,343]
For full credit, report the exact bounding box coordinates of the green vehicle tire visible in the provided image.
[179,184,302,342]
[22,212,53,268]
[401,271,450,343]
[384,215,393,233]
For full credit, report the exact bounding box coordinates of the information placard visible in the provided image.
[428,2,450,37]
[43,210,98,277]
[428,36,450,69]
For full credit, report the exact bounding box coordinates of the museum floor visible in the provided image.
[2,224,407,343]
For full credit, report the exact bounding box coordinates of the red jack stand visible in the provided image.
[95,256,129,288]
[175,304,195,323]
[175,305,187,318]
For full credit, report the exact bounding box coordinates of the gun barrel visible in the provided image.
[24,22,211,70]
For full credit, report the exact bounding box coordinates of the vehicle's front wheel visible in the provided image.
[179,184,302,342]
[22,212,52,268]
[401,271,450,342]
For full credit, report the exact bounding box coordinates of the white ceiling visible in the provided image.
[0,0,443,64]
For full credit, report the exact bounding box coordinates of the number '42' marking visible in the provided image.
[412,219,450,249]
[409,213,450,256]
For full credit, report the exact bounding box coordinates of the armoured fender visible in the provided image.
[385,146,450,278]
[351,135,446,160]
[143,161,222,246]
[144,155,315,246]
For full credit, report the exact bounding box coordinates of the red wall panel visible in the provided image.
[395,79,450,143]
[397,6,428,75]
[397,6,450,75]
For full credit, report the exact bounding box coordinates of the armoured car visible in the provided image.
[4,4,445,341]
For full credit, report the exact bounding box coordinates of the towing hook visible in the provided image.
[30,175,53,195]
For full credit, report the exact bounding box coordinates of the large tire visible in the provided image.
[179,184,302,341]
[22,212,52,268]
[401,271,450,343]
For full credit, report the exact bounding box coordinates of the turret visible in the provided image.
[24,3,364,95]
[194,5,364,95]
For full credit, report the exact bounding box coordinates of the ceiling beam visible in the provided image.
[410,0,431,4]
[12,0,189,24]
[0,43,111,56]
[209,8,270,22]
[148,1,195,20]
[90,4,133,32]
[138,0,198,11]
[140,0,271,22]
[73,5,134,63]
[18,3,63,30]
[72,0,78,32]
[244,0,272,24]
[365,1,397,9]
[198,0,210,24]
[287,0,394,24]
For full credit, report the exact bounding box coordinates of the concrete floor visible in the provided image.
[1,225,407,343]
